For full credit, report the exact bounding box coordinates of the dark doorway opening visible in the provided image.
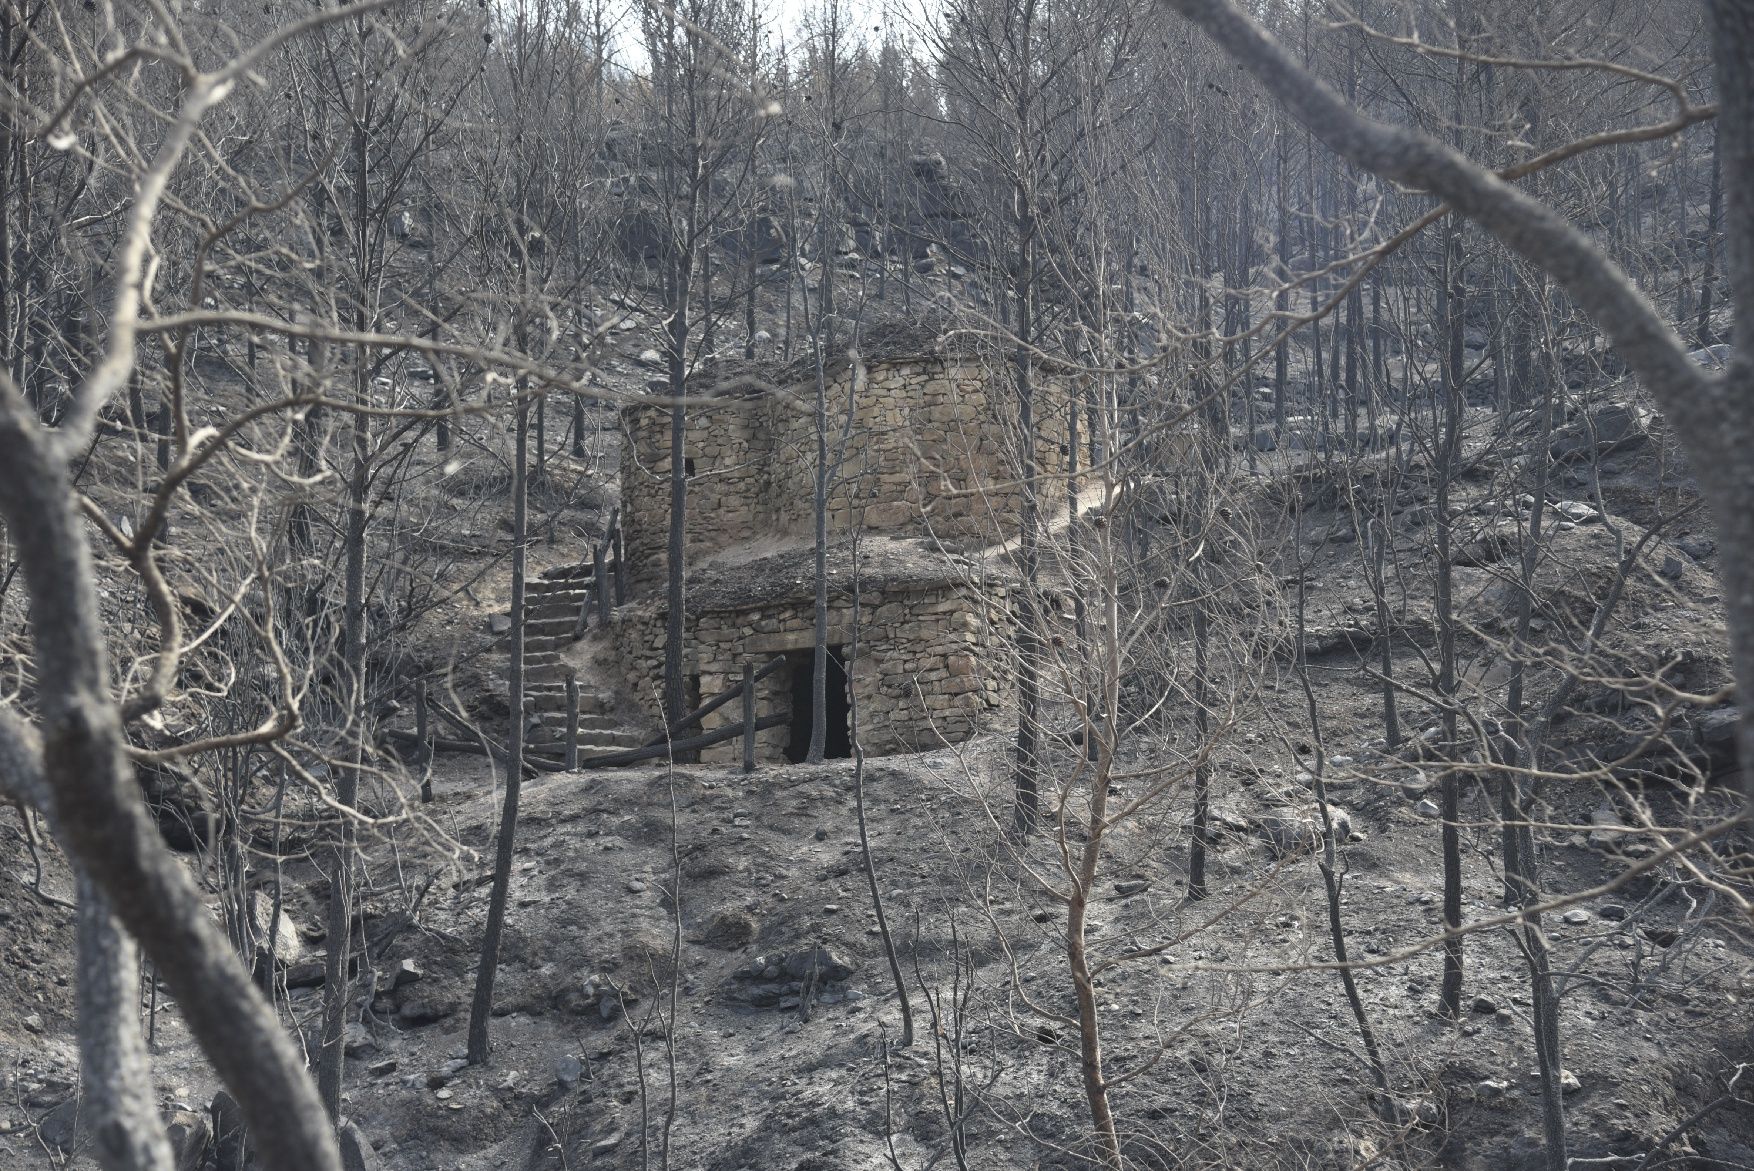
[785,646,851,763]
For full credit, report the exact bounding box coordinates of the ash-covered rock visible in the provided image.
[729,946,859,1010]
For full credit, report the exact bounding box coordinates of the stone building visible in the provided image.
[610,334,1059,763]
[611,541,1013,763]
[619,343,1069,589]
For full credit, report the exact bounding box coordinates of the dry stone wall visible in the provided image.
[609,579,1012,761]
[620,357,1068,589]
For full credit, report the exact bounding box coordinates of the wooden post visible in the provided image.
[416,679,433,802]
[594,542,609,623]
[573,586,591,640]
[564,674,580,771]
[741,661,756,774]
[611,509,627,605]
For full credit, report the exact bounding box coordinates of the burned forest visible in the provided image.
[1,0,1753,1168]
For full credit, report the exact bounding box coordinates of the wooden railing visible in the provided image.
[557,655,786,772]
[573,508,629,639]
[389,655,788,777]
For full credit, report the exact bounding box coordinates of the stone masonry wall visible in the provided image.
[609,580,1011,762]
[620,357,1069,590]
[621,395,784,593]
[769,359,1070,542]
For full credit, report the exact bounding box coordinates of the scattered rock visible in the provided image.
[554,1055,584,1087]
[625,879,648,894]
[1552,500,1600,524]
[1469,995,1499,1015]
[1416,798,1441,818]
[1549,403,1648,461]
[1476,1078,1510,1100]
[1658,555,1685,580]
[1643,926,1680,948]
[284,961,326,990]
[784,946,856,983]
[1587,805,1627,850]
[700,909,757,950]
[37,1097,80,1153]
[1114,879,1151,897]
[249,891,305,964]
[21,1012,43,1034]
[1598,903,1630,922]
[1676,534,1716,560]
[1257,804,1352,855]
[1561,909,1591,926]
[1687,343,1733,370]
[1696,706,1740,771]
[487,613,512,635]
[344,1021,377,1058]
[1560,1070,1582,1094]
[397,998,455,1026]
[386,958,423,990]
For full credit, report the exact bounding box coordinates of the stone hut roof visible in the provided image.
[686,535,1009,617]
[619,316,994,412]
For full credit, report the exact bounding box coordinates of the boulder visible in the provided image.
[211,1090,248,1171]
[396,998,455,1026]
[386,958,423,990]
[1258,804,1352,855]
[1687,343,1733,370]
[699,909,756,950]
[249,891,304,964]
[166,1109,210,1171]
[284,960,326,989]
[339,1121,382,1171]
[782,946,857,983]
[344,1021,377,1058]
[37,1097,80,1153]
[1676,533,1716,560]
[1549,403,1648,461]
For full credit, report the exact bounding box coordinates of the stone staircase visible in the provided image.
[519,567,647,761]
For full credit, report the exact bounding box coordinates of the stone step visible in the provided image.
[526,635,572,654]
[527,615,575,633]
[525,587,591,606]
[530,728,647,752]
[528,576,592,592]
[528,696,616,718]
[534,711,623,732]
[536,566,594,584]
[527,663,571,682]
[525,597,590,617]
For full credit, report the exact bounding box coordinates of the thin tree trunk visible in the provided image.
[468,388,529,1063]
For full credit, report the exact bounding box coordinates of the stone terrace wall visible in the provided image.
[619,357,1069,591]
[609,580,1012,762]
